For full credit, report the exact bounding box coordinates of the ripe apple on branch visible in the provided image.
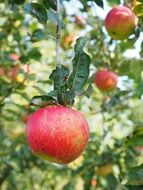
[104,5,138,40]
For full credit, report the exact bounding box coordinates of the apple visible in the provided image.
[91,179,97,187]
[7,66,20,81]
[135,146,143,152]
[9,53,20,61]
[0,68,5,77]
[20,64,30,73]
[94,69,118,91]
[26,105,89,164]
[104,5,138,40]
[64,35,79,46]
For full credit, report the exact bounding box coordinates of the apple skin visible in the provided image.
[104,5,138,40]
[26,105,89,164]
[94,69,118,91]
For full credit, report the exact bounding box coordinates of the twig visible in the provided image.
[56,0,61,66]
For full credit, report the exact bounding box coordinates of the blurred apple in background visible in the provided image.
[94,69,118,91]
[9,53,20,61]
[75,15,86,27]
[0,68,6,77]
[7,66,20,81]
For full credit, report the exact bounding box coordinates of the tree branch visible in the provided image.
[56,0,60,66]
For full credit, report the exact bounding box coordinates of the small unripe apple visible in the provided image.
[26,105,89,164]
[94,69,118,91]
[104,5,138,40]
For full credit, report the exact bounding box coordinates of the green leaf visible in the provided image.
[140,42,143,58]
[30,29,47,42]
[85,84,93,98]
[124,164,143,186]
[17,92,31,101]
[33,86,47,94]
[27,48,42,60]
[57,91,75,107]
[134,4,143,17]
[134,78,143,98]
[12,0,25,5]
[75,84,93,97]
[49,65,76,106]
[41,0,56,10]
[68,37,91,92]
[94,0,104,8]
[24,3,48,24]
[118,59,143,80]
[49,65,70,91]
[119,38,136,53]
[47,90,58,97]
[48,9,65,29]
[125,134,143,147]
[106,174,118,190]
[30,95,57,107]
[107,0,120,6]
[125,185,143,190]
[63,180,76,190]
[30,29,55,42]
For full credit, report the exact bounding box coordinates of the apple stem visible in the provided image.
[56,0,61,66]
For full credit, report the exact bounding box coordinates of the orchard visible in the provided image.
[1,0,143,190]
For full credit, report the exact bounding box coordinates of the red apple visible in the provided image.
[9,53,20,61]
[104,5,138,40]
[94,69,118,91]
[135,146,143,152]
[64,35,79,46]
[26,105,89,164]
[7,66,20,81]
[0,68,5,77]
[20,64,30,73]
[91,179,97,187]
